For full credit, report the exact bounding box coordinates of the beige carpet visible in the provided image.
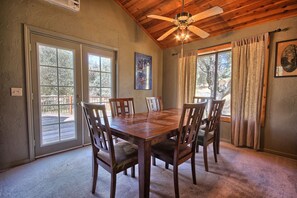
[0,142,296,198]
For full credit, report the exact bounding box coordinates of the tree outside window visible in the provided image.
[195,50,231,115]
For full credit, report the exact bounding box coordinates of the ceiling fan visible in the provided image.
[147,0,223,41]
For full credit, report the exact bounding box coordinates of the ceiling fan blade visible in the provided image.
[188,25,209,38]
[147,15,175,23]
[157,27,178,41]
[189,6,223,22]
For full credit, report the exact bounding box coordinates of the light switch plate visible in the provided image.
[11,88,23,96]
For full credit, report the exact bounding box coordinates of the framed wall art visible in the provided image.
[275,39,297,77]
[134,52,152,90]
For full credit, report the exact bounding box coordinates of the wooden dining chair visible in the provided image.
[151,103,206,198]
[81,102,138,198]
[145,96,163,112]
[109,98,135,117]
[195,99,225,172]
[146,96,163,166]
[109,97,135,174]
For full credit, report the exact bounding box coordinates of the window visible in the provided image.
[195,49,231,116]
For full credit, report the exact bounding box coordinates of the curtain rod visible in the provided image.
[171,28,289,56]
[269,28,289,33]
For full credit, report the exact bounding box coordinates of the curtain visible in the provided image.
[177,51,197,108]
[231,33,269,150]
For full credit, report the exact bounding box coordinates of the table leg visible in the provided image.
[138,140,151,198]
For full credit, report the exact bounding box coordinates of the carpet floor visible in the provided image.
[0,142,296,198]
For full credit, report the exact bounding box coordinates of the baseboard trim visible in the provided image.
[263,148,297,160]
[220,138,231,143]
[0,159,32,172]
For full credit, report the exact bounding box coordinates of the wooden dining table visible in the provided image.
[108,108,182,198]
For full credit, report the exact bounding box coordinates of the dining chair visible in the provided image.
[109,98,135,117]
[145,96,163,112]
[145,96,163,166]
[81,102,138,198]
[195,99,225,172]
[151,102,206,198]
[109,97,135,174]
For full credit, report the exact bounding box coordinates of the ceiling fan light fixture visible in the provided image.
[176,12,192,21]
[175,29,190,42]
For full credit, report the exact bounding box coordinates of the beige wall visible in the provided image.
[163,16,297,159]
[0,0,162,169]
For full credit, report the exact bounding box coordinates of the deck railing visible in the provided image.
[40,95,107,114]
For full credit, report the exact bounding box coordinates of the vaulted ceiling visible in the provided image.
[114,0,297,49]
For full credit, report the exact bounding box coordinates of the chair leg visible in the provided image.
[195,139,199,153]
[123,169,127,175]
[191,154,197,185]
[196,144,199,153]
[216,126,220,154]
[152,157,156,166]
[203,145,209,172]
[173,165,179,198]
[165,163,169,169]
[131,166,135,178]
[92,162,98,194]
[213,142,217,163]
[110,172,116,198]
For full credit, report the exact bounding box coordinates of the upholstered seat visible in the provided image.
[152,139,192,164]
[196,130,214,144]
[98,141,138,167]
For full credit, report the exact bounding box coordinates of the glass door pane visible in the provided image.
[82,46,115,144]
[88,54,113,116]
[31,34,82,157]
[39,45,76,145]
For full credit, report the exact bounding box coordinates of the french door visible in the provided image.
[31,34,82,157]
[30,33,115,156]
[82,46,116,144]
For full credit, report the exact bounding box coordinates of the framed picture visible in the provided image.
[275,39,297,77]
[134,52,152,90]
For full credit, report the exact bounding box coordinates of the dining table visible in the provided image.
[108,108,183,198]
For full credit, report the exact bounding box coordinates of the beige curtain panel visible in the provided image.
[177,51,197,108]
[231,33,269,150]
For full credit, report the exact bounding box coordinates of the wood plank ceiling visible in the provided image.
[114,0,297,49]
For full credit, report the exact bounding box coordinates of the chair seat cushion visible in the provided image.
[152,139,192,163]
[97,141,138,167]
[197,129,214,145]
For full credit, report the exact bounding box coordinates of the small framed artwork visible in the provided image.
[134,52,152,90]
[275,39,297,77]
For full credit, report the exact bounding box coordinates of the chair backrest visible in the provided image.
[206,99,225,133]
[193,96,213,103]
[193,96,213,118]
[81,102,115,164]
[109,98,135,117]
[145,96,163,112]
[177,103,206,147]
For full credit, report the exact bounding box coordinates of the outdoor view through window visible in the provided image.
[195,50,231,115]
